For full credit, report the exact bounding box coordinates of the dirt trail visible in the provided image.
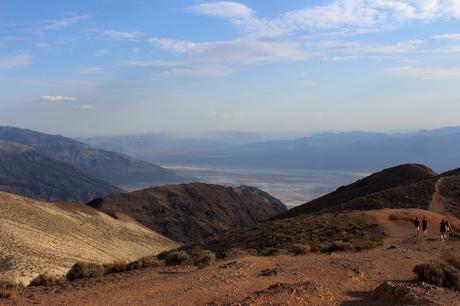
[430,178,446,214]
[2,209,460,306]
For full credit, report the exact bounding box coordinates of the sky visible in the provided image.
[1,0,460,136]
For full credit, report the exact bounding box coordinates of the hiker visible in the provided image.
[422,217,428,238]
[413,217,420,237]
[445,219,454,240]
[440,219,447,242]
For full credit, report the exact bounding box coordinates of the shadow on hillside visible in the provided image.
[340,291,373,306]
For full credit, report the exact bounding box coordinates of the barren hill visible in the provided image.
[280,164,454,218]
[87,183,287,243]
[0,141,122,202]
[0,192,178,287]
[0,126,189,188]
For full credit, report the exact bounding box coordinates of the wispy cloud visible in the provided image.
[389,65,460,80]
[76,66,105,74]
[0,53,30,69]
[103,30,145,41]
[121,60,181,67]
[42,95,76,103]
[42,13,91,30]
[434,33,460,41]
[80,104,97,110]
[93,49,109,56]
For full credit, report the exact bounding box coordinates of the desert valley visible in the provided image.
[1,128,460,305]
[2,1,460,305]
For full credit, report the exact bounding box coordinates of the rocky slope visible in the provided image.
[0,141,121,202]
[87,183,287,243]
[4,208,460,306]
[0,126,189,188]
[278,164,460,222]
[0,192,178,287]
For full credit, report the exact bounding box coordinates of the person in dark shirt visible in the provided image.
[422,217,428,238]
[413,217,420,237]
[440,220,447,242]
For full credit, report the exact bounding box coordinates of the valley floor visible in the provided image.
[2,232,460,306]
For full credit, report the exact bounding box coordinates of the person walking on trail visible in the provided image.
[440,220,447,242]
[445,219,454,241]
[413,217,421,237]
[422,217,428,238]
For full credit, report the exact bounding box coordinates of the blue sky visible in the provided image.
[1,0,460,136]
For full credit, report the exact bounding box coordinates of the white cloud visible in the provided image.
[121,60,180,67]
[93,49,109,56]
[0,53,30,69]
[42,95,76,103]
[190,2,253,19]
[389,65,460,79]
[76,67,105,74]
[42,13,90,30]
[434,33,460,40]
[80,104,97,110]
[103,31,145,41]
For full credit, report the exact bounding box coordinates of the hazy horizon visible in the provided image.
[2,1,460,135]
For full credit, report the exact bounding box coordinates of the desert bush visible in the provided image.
[0,288,16,299]
[30,274,65,286]
[67,262,106,280]
[103,261,129,274]
[225,248,249,259]
[289,243,311,255]
[192,250,216,268]
[165,251,190,266]
[413,262,460,290]
[325,240,353,252]
[127,256,161,270]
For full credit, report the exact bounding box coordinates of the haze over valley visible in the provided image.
[2,1,460,305]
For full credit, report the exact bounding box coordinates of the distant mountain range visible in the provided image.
[87,183,287,243]
[82,126,460,173]
[0,126,191,201]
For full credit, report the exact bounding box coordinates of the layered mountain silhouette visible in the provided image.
[280,163,460,219]
[84,127,460,173]
[87,183,287,243]
[0,141,121,202]
[0,126,190,189]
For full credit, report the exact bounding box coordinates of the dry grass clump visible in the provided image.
[192,250,216,268]
[225,248,250,259]
[413,253,460,290]
[289,243,311,255]
[0,288,16,299]
[30,274,65,286]
[127,256,160,270]
[165,251,190,266]
[67,262,106,280]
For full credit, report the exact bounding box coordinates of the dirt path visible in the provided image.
[430,178,446,214]
[2,235,459,305]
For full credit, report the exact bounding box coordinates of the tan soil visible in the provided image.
[0,192,179,287]
[2,208,459,305]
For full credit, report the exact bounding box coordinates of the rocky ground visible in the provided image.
[1,221,459,306]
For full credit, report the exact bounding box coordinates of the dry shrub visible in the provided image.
[443,253,460,270]
[413,263,460,290]
[165,251,190,266]
[225,248,249,259]
[192,250,216,268]
[289,243,311,255]
[67,262,106,280]
[325,240,353,252]
[103,261,129,274]
[30,274,65,286]
[0,288,16,299]
[127,256,160,270]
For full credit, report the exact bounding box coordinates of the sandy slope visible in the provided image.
[2,208,459,305]
[0,192,179,287]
